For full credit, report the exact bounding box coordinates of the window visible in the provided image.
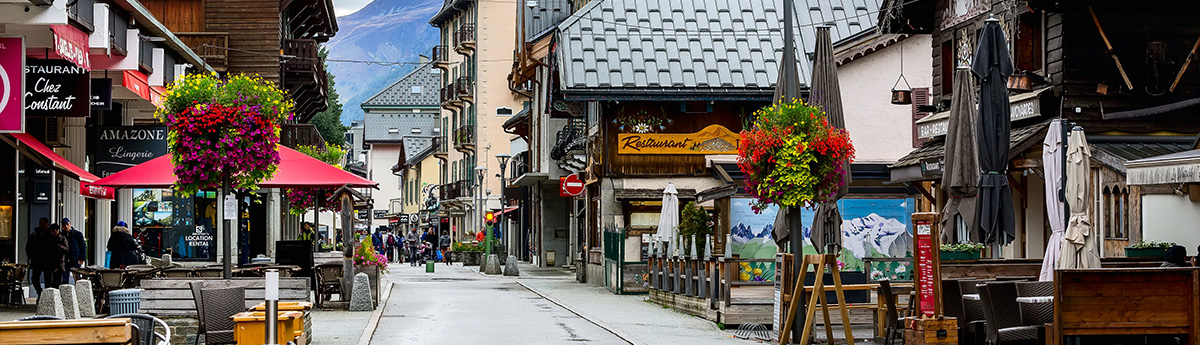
[388,128,399,134]
[411,128,422,134]
[940,40,954,96]
[1104,185,1128,239]
[1014,12,1043,73]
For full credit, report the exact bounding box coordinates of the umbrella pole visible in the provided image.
[222,171,232,279]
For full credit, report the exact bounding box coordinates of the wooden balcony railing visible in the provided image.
[454,125,475,149]
[175,32,230,71]
[281,123,327,150]
[283,39,320,73]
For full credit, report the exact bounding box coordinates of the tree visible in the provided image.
[310,48,348,148]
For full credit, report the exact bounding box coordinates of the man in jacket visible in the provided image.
[62,218,86,283]
[438,231,452,265]
[406,229,420,266]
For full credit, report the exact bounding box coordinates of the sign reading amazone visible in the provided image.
[617,125,739,155]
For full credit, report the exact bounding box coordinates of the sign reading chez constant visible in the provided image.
[95,126,168,177]
[617,125,739,155]
[25,59,89,117]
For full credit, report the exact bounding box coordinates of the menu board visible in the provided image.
[912,213,942,318]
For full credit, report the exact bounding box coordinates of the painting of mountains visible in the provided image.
[327,0,441,125]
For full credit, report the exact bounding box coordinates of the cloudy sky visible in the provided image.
[333,0,372,16]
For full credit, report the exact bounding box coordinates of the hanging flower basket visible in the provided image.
[156,73,294,194]
[737,100,854,211]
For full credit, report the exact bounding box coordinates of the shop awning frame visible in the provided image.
[2,133,115,200]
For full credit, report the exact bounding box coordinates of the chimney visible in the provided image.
[418,55,429,64]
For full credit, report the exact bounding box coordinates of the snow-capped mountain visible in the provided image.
[841,213,912,258]
[731,222,772,243]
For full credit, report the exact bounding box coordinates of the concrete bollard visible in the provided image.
[503,255,520,276]
[35,287,64,318]
[74,280,96,317]
[348,273,374,311]
[483,254,502,275]
[58,285,80,319]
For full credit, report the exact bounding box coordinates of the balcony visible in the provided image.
[454,125,475,152]
[454,23,476,54]
[456,77,473,104]
[440,82,462,107]
[281,123,326,150]
[432,45,450,70]
[439,180,473,202]
[176,32,229,72]
[67,0,95,31]
[433,136,449,159]
[282,39,330,123]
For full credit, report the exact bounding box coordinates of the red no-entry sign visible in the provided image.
[560,173,584,197]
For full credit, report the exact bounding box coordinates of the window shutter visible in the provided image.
[911,88,931,148]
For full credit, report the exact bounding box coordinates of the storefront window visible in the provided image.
[131,189,215,260]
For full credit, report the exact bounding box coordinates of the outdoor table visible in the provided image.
[0,318,134,344]
[962,294,980,301]
[1016,296,1053,303]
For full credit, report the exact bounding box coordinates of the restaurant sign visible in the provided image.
[25,59,89,117]
[95,126,168,177]
[0,37,23,133]
[617,125,739,155]
[912,213,942,317]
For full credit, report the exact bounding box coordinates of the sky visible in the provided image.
[333,0,372,16]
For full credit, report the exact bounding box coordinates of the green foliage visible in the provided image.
[296,145,345,167]
[451,242,484,253]
[310,48,348,148]
[940,242,985,252]
[1130,241,1177,249]
[677,201,713,254]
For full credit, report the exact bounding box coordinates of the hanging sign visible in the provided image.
[0,37,23,133]
[222,194,237,220]
[617,125,739,155]
[25,59,89,117]
[91,78,112,110]
[79,182,115,200]
[560,173,584,197]
[49,25,90,71]
[912,212,942,318]
[94,126,168,177]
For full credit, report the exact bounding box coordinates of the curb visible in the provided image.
[516,281,639,345]
[357,280,394,345]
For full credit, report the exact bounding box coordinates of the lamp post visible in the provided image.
[475,166,488,254]
[495,153,511,256]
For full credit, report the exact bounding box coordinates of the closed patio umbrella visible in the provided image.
[972,18,1016,253]
[808,26,847,254]
[657,183,679,255]
[1059,127,1101,269]
[941,68,980,243]
[1039,121,1066,280]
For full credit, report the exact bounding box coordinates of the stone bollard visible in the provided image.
[503,255,520,276]
[161,254,173,267]
[483,254,502,275]
[348,273,374,311]
[74,280,96,317]
[58,285,80,319]
[35,287,64,318]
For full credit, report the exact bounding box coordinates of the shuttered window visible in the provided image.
[911,88,931,148]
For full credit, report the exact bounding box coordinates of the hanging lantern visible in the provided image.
[891,39,913,105]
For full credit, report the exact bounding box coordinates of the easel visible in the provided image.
[779,254,855,345]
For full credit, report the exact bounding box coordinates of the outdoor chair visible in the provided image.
[0,266,20,306]
[959,279,987,345]
[941,278,968,344]
[96,270,127,312]
[107,313,171,345]
[15,315,63,321]
[1015,281,1053,326]
[194,285,245,345]
[314,263,343,308]
[1015,281,1052,297]
[878,279,905,345]
[979,282,1038,345]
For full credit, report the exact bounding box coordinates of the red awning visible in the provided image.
[90,145,378,189]
[495,206,518,216]
[4,133,114,200]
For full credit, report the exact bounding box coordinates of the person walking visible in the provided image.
[386,231,399,263]
[62,218,86,283]
[25,218,60,294]
[407,229,420,266]
[438,231,452,265]
[107,221,141,269]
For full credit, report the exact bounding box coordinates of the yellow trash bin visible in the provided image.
[232,311,303,345]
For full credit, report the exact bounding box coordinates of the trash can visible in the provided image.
[425,262,435,273]
[108,289,142,315]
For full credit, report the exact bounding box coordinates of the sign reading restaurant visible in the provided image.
[617,125,740,155]
[25,59,89,117]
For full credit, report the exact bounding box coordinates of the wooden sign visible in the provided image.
[912,212,942,318]
[617,124,739,155]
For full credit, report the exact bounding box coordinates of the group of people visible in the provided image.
[24,217,86,294]
[366,228,453,266]
[1162,245,1200,267]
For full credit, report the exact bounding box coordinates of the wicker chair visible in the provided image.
[878,279,905,345]
[107,313,170,345]
[979,282,1038,345]
[1015,281,1054,326]
[195,286,245,344]
[96,270,128,313]
[314,263,344,308]
[16,315,64,321]
[1015,281,1052,297]
[959,279,987,345]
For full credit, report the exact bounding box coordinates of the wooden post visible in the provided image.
[341,193,354,302]
[780,254,856,345]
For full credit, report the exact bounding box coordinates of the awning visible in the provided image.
[91,145,379,189]
[1127,149,1200,185]
[1089,136,1194,174]
[915,87,1052,139]
[3,133,114,200]
[495,206,519,216]
[614,188,697,200]
[890,120,1051,183]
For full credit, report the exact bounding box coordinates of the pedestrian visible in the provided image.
[299,222,316,251]
[62,218,86,283]
[386,231,399,263]
[25,218,60,294]
[372,228,385,255]
[107,221,141,269]
[407,229,420,266]
[439,231,452,265]
[1162,245,1189,267]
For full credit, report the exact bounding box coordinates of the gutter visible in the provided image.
[113,0,216,73]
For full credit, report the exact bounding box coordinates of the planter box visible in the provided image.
[353,264,380,306]
[940,250,981,261]
[1125,247,1169,259]
[452,252,484,266]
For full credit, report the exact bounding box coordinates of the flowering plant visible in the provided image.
[737,100,854,211]
[286,145,346,215]
[157,73,294,194]
[354,236,389,271]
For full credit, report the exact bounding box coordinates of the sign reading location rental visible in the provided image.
[95,126,168,177]
[0,37,23,133]
[560,173,584,197]
[25,59,89,117]
[617,125,739,155]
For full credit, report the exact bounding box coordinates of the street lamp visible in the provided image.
[495,153,511,258]
[474,166,488,255]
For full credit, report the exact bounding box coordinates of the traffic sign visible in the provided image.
[560,173,584,197]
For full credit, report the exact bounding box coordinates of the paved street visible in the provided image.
[366,262,762,345]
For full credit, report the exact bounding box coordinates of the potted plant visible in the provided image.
[353,236,388,303]
[940,243,985,261]
[677,201,713,256]
[1125,241,1176,258]
[451,241,485,266]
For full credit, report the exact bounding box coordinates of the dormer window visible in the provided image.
[388,128,399,134]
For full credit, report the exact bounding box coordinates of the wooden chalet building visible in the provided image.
[881,0,1200,257]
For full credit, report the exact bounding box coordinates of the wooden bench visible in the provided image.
[1053,268,1199,345]
[138,278,311,316]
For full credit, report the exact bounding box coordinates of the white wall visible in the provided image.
[838,35,934,165]
[1142,194,1200,255]
[367,144,403,230]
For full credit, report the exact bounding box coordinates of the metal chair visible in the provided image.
[314,263,343,308]
[16,315,64,321]
[0,266,18,306]
[107,313,171,345]
[879,279,905,345]
[196,286,245,344]
[979,282,1038,345]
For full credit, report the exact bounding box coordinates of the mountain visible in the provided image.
[841,213,912,259]
[326,0,442,125]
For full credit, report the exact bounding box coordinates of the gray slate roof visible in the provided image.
[361,62,441,108]
[401,136,437,167]
[363,113,439,143]
[556,0,881,98]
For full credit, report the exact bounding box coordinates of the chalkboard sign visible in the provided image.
[276,240,313,279]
